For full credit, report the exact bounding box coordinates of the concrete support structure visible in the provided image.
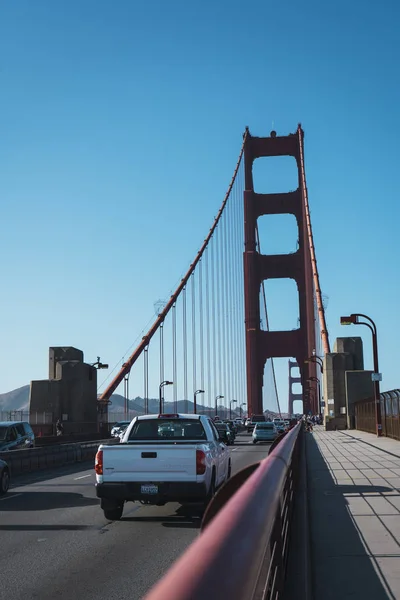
[345,371,374,429]
[323,336,374,430]
[243,127,317,417]
[30,346,98,434]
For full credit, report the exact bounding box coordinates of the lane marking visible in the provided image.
[0,493,23,501]
[74,474,92,480]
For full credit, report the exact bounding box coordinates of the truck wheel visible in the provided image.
[103,505,124,521]
[202,472,215,510]
[0,469,9,495]
[253,440,257,444]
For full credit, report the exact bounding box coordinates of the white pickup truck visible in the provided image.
[95,413,231,520]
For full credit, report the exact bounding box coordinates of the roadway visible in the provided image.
[0,433,271,600]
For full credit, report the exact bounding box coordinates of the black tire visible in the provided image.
[103,505,124,521]
[0,469,10,495]
[253,440,257,444]
[202,472,215,511]
[227,460,232,479]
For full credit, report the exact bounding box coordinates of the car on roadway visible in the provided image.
[246,414,266,432]
[273,420,286,434]
[110,421,131,438]
[0,458,10,494]
[0,421,35,451]
[95,413,231,521]
[215,422,234,445]
[223,419,238,435]
[252,422,278,444]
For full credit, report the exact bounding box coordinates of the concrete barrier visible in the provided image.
[0,438,120,477]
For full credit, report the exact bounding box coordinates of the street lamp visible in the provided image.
[307,376,321,415]
[304,355,323,373]
[229,400,237,420]
[122,362,131,421]
[193,389,205,415]
[159,380,173,414]
[215,395,224,417]
[340,313,382,437]
[91,356,109,370]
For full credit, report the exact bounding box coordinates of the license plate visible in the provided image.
[141,484,158,495]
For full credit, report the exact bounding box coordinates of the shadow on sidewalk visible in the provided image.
[306,433,395,600]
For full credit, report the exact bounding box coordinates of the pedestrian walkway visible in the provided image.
[307,427,400,599]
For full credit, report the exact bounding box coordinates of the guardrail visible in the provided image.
[0,438,119,477]
[144,421,302,600]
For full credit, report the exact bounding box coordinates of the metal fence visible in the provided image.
[0,411,54,424]
[355,389,400,441]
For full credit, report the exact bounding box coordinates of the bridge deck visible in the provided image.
[307,428,400,599]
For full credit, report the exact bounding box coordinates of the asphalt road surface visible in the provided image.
[0,433,271,600]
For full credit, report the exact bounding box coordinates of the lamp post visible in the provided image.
[215,395,224,417]
[122,362,130,421]
[159,380,173,414]
[340,313,382,437]
[124,374,130,420]
[240,402,246,419]
[229,400,237,420]
[91,356,109,370]
[305,355,323,373]
[193,389,205,415]
[307,376,321,415]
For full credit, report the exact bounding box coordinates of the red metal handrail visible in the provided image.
[144,422,302,600]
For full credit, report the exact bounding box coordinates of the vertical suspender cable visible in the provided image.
[183,287,188,410]
[211,236,217,407]
[144,346,149,414]
[205,247,212,412]
[172,303,177,412]
[160,322,164,388]
[199,259,205,409]
[191,273,197,406]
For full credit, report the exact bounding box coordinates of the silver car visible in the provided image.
[252,422,277,444]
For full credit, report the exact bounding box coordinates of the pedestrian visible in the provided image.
[56,419,64,436]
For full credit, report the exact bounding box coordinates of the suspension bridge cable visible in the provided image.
[98,131,248,402]
[297,125,330,354]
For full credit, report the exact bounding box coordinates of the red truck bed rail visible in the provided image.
[144,422,302,600]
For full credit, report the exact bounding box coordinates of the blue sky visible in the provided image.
[1,0,399,413]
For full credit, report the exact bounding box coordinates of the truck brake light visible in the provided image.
[158,414,179,418]
[196,449,206,475]
[95,449,103,475]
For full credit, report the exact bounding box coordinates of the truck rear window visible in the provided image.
[128,419,207,441]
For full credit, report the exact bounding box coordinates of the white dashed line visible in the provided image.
[74,474,92,480]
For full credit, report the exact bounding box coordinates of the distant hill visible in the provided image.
[0,385,30,411]
[0,385,284,419]
[0,386,239,418]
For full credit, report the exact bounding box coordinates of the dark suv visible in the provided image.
[0,421,35,451]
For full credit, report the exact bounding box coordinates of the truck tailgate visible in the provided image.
[101,444,198,482]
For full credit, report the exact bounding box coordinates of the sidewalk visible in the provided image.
[307,427,400,599]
